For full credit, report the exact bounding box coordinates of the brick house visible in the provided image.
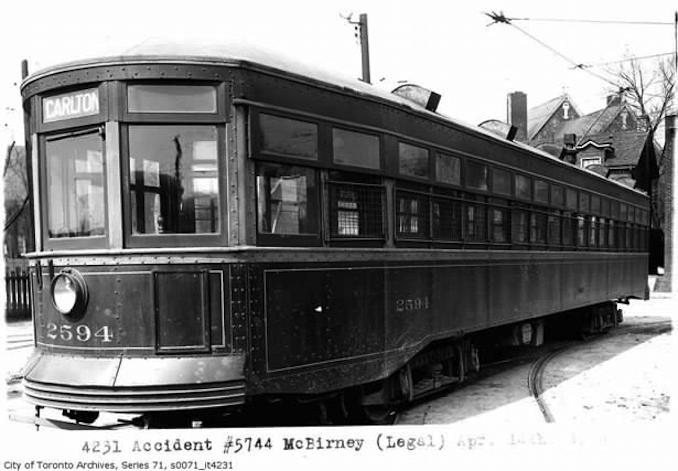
[504,91,659,195]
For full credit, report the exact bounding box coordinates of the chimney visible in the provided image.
[607,94,622,106]
[507,91,527,142]
[563,133,577,148]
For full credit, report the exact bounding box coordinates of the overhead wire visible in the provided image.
[505,17,673,26]
[485,12,622,88]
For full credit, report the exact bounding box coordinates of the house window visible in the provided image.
[580,156,602,169]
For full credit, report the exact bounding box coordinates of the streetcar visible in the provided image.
[18,40,649,425]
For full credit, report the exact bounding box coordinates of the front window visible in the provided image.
[45,130,106,238]
[128,125,220,234]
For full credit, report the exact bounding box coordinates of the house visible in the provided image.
[502,91,658,194]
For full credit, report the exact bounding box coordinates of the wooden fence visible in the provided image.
[5,260,31,320]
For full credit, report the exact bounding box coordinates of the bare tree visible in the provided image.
[607,55,675,232]
[608,55,675,135]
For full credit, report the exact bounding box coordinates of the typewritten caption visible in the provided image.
[1,429,606,470]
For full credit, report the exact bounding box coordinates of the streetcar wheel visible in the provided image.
[346,386,398,425]
[320,392,350,425]
[346,366,410,425]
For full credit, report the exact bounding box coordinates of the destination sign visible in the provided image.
[43,88,100,123]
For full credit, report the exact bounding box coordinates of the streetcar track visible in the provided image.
[527,346,568,423]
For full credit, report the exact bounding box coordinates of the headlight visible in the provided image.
[50,269,88,316]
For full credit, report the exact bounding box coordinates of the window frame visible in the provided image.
[326,178,386,241]
[330,125,383,171]
[397,140,432,181]
[37,83,109,134]
[39,126,110,250]
[120,123,229,248]
[121,81,228,123]
[254,161,322,247]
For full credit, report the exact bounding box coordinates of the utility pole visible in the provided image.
[669,11,678,293]
[344,13,371,84]
[656,11,678,294]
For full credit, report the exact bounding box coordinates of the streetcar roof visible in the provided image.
[21,39,647,198]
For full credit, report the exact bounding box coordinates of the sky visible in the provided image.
[1,0,676,150]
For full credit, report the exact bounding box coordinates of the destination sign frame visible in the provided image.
[42,88,101,123]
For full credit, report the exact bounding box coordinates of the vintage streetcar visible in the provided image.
[19,41,649,425]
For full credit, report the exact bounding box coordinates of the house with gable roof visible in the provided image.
[503,91,658,194]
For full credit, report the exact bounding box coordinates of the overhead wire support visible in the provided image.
[485,12,673,27]
[485,11,619,88]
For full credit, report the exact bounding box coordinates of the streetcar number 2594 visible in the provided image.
[45,322,114,343]
[395,296,431,312]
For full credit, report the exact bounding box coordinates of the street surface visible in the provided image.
[2,295,674,429]
[399,296,674,425]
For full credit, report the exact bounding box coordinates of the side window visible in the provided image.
[328,180,384,238]
[432,196,462,241]
[465,199,487,242]
[466,161,488,191]
[256,163,319,236]
[491,207,509,243]
[436,153,461,186]
[259,113,318,160]
[534,180,549,205]
[512,208,529,244]
[396,191,429,238]
[515,174,531,201]
[332,128,380,169]
[398,142,429,178]
[491,168,511,196]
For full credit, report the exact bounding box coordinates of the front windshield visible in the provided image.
[45,131,106,238]
[128,124,220,235]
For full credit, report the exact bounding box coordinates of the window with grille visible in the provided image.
[562,212,573,246]
[589,216,598,247]
[328,181,384,238]
[465,203,487,242]
[577,215,587,247]
[530,211,547,244]
[598,218,607,248]
[491,207,508,243]
[432,197,462,241]
[548,212,561,246]
[512,208,529,244]
[396,191,429,238]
